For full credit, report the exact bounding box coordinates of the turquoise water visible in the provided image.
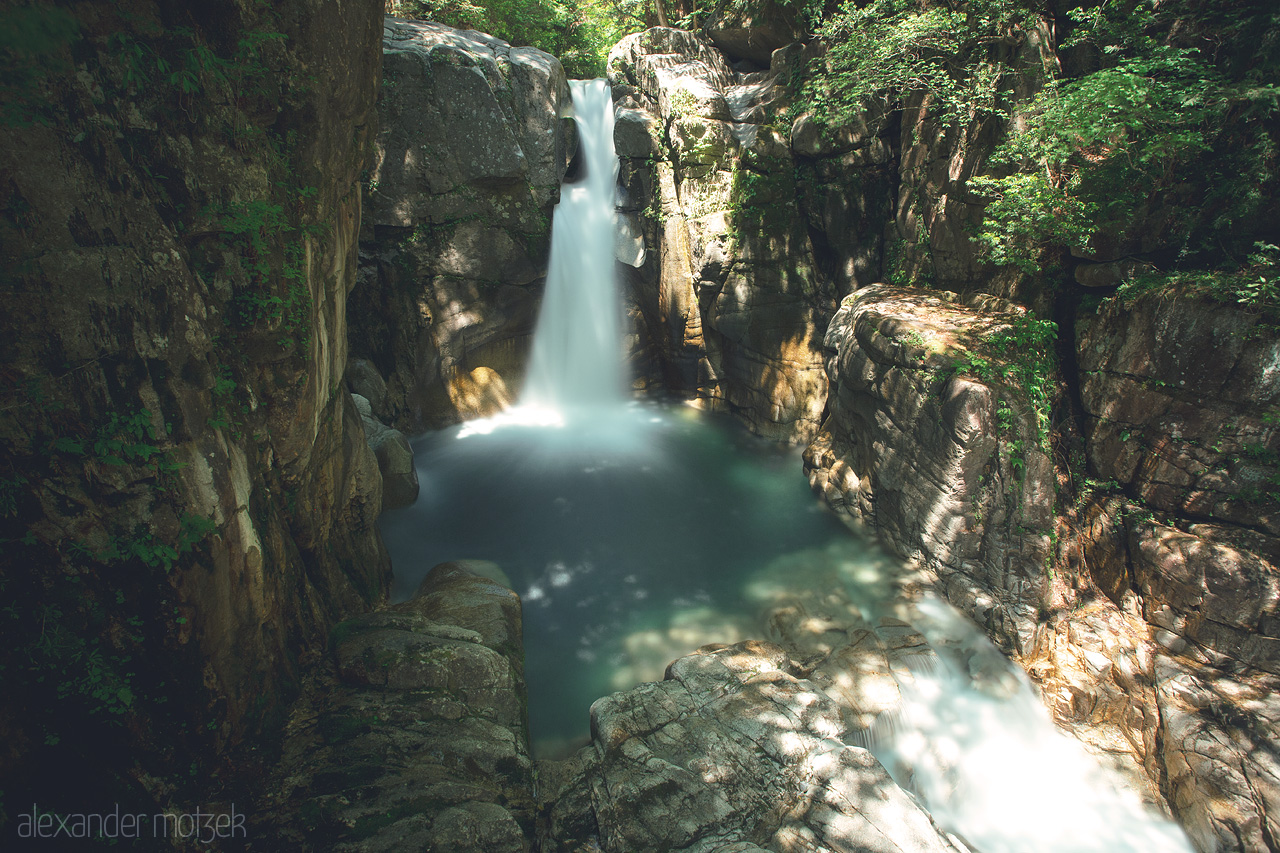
[378,401,1194,850]
[379,401,860,756]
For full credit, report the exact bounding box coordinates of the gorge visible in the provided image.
[1,1,1277,851]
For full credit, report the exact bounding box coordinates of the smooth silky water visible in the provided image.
[379,78,1193,852]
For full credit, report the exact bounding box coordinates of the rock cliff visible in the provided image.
[0,0,387,816]
[608,28,833,442]
[804,286,1055,653]
[348,19,576,431]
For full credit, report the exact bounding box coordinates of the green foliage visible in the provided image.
[728,163,789,235]
[107,26,283,103]
[1114,242,1280,318]
[953,313,1057,461]
[984,314,1056,450]
[884,233,935,288]
[810,0,1034,128]
[968,172,1094,273]
[42,408,165,468]
[0,474,28,518]
[393,0,626,77]
[792,1,1279,276]
[974,0,1280,271]
[213,197,315,354]
[89,410,162,467]
[73,514,218,573]
[30,604,136,719]
[0,407,218,571]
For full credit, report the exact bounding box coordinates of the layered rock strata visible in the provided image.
[260,562,533,851]
[806,283,1280,852]
[1070,286,1280,851]
[0,0,388,813]
[804,285,1055,653]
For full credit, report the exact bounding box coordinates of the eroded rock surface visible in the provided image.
[609,28,833,442]
[350,20,577,431]
[804,285,1054,653]
[703,0,808,66]
[808,283,1280,851]
[1068,285,1280,850]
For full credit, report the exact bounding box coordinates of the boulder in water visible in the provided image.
[353,393,420,509]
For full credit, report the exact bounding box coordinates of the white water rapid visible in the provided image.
[855,596,1194,853]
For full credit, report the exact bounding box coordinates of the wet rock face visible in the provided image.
[541,640,962,853]
[804,285,1054,653]
[608,28,834,443]
[350,19,577,432]
[0,0,387,806]
[261,562,533,851]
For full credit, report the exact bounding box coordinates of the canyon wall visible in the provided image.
[2,2,1273,848]
[806,283,1279,850]
[0,0,387,815]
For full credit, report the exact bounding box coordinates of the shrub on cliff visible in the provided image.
[975,0,1279,273]
[795,0,1277,280]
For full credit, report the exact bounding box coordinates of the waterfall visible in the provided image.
[521,79,625,411]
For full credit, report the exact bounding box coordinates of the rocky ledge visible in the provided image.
[540,639,963,853]
[256,563,533,851]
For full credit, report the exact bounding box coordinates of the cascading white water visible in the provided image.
[521,79,625,411]
[853,597,1195,853]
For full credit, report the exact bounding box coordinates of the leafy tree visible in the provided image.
[807,0,1039,129]
[973,0,1280,271]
